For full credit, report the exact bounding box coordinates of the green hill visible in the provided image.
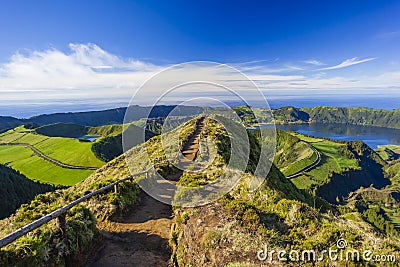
[376,145,400,161]
[0,126,105,185]
[315,140,389,203]
[302,106,400,128]
[35,123,88,137]
[91,124,155,162]
[171,119,399,266]
[0,117,399,266]
[0,164,56,219]
[276,131,390,203]
[251,106,400,129]
[0,116,23,133]
[271,106,310,124]
[35,122,123,138]
[28,105,203,127]
[385,160,400,189]
[273,130,318,176]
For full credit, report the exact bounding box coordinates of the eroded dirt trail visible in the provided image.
[86,194,173,267]
[85,118,207,267]
[182,118,207,161]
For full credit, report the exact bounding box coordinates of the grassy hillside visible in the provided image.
[91,117,190,162]
[0,164,56,219]
[0,126,104,167]
[0,126,105,185]
[91,124,155,162]
[0,117,200,265]
[0,117,399,266]
[385,160,400,189]
[0,116,23,133]
[347,186,400,233]
[302,106,400,129]
[28,105,203,126]
[274,130,317,176]
[376,145,400,161]
[275,132,391,204]
[286,133,359,189]
[35,122,123,138]
[170,119,399,266]
[35,123,88,137]
[0,146,94,185]
[250,106,400,129]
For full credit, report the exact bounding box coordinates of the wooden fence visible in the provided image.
[0,166,157,248]
[0,118,204,250]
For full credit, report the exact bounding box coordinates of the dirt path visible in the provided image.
[85,118,207,267]
[85,193,173,267]
[182,118,207,161]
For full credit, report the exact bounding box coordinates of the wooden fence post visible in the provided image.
[114,183,119,193]
[58,213,70,266]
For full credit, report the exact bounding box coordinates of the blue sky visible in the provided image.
[0,0,400,117]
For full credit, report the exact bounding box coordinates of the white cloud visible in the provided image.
[304,59,324,66]
[0,43,162,100]
[0,44,397,111]
[319,57,377,70]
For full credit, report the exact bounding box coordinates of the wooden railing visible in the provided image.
[0,118,205,251]
[0,164,162,249]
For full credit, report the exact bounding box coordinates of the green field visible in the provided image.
[376,144,400,161]
[34,137,104,167]
[0,126,104,167]
[0,126,105,185]
[290,133,359,189]
[275,139,318,176]
[383,206,400,230]
[0,146,93,185]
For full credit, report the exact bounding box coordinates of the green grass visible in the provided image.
[289,133,359,190]
[13,132,48,144]
[87,124,123,136]
[294,133,358,170]
[0,126,105,185]
[0,132,25,143]
[383,207,400,230]
[0,126,104,167]
[380,144,400,151]
[34,137,104,167]
[291,175,316,189]
[274,130,318,177]
[281,145,317,176]
[376,145,400,161]
[0,146,93,185]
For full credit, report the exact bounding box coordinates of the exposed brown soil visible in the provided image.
[182,118,207,161]
[85,193,173,267]
[84,118,207,267]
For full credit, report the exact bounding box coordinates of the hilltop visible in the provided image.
[271,131,391,203]
[0,105,204,133]
[1,105,400,134]
[0,117,398,266]
[272,106,400,129]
